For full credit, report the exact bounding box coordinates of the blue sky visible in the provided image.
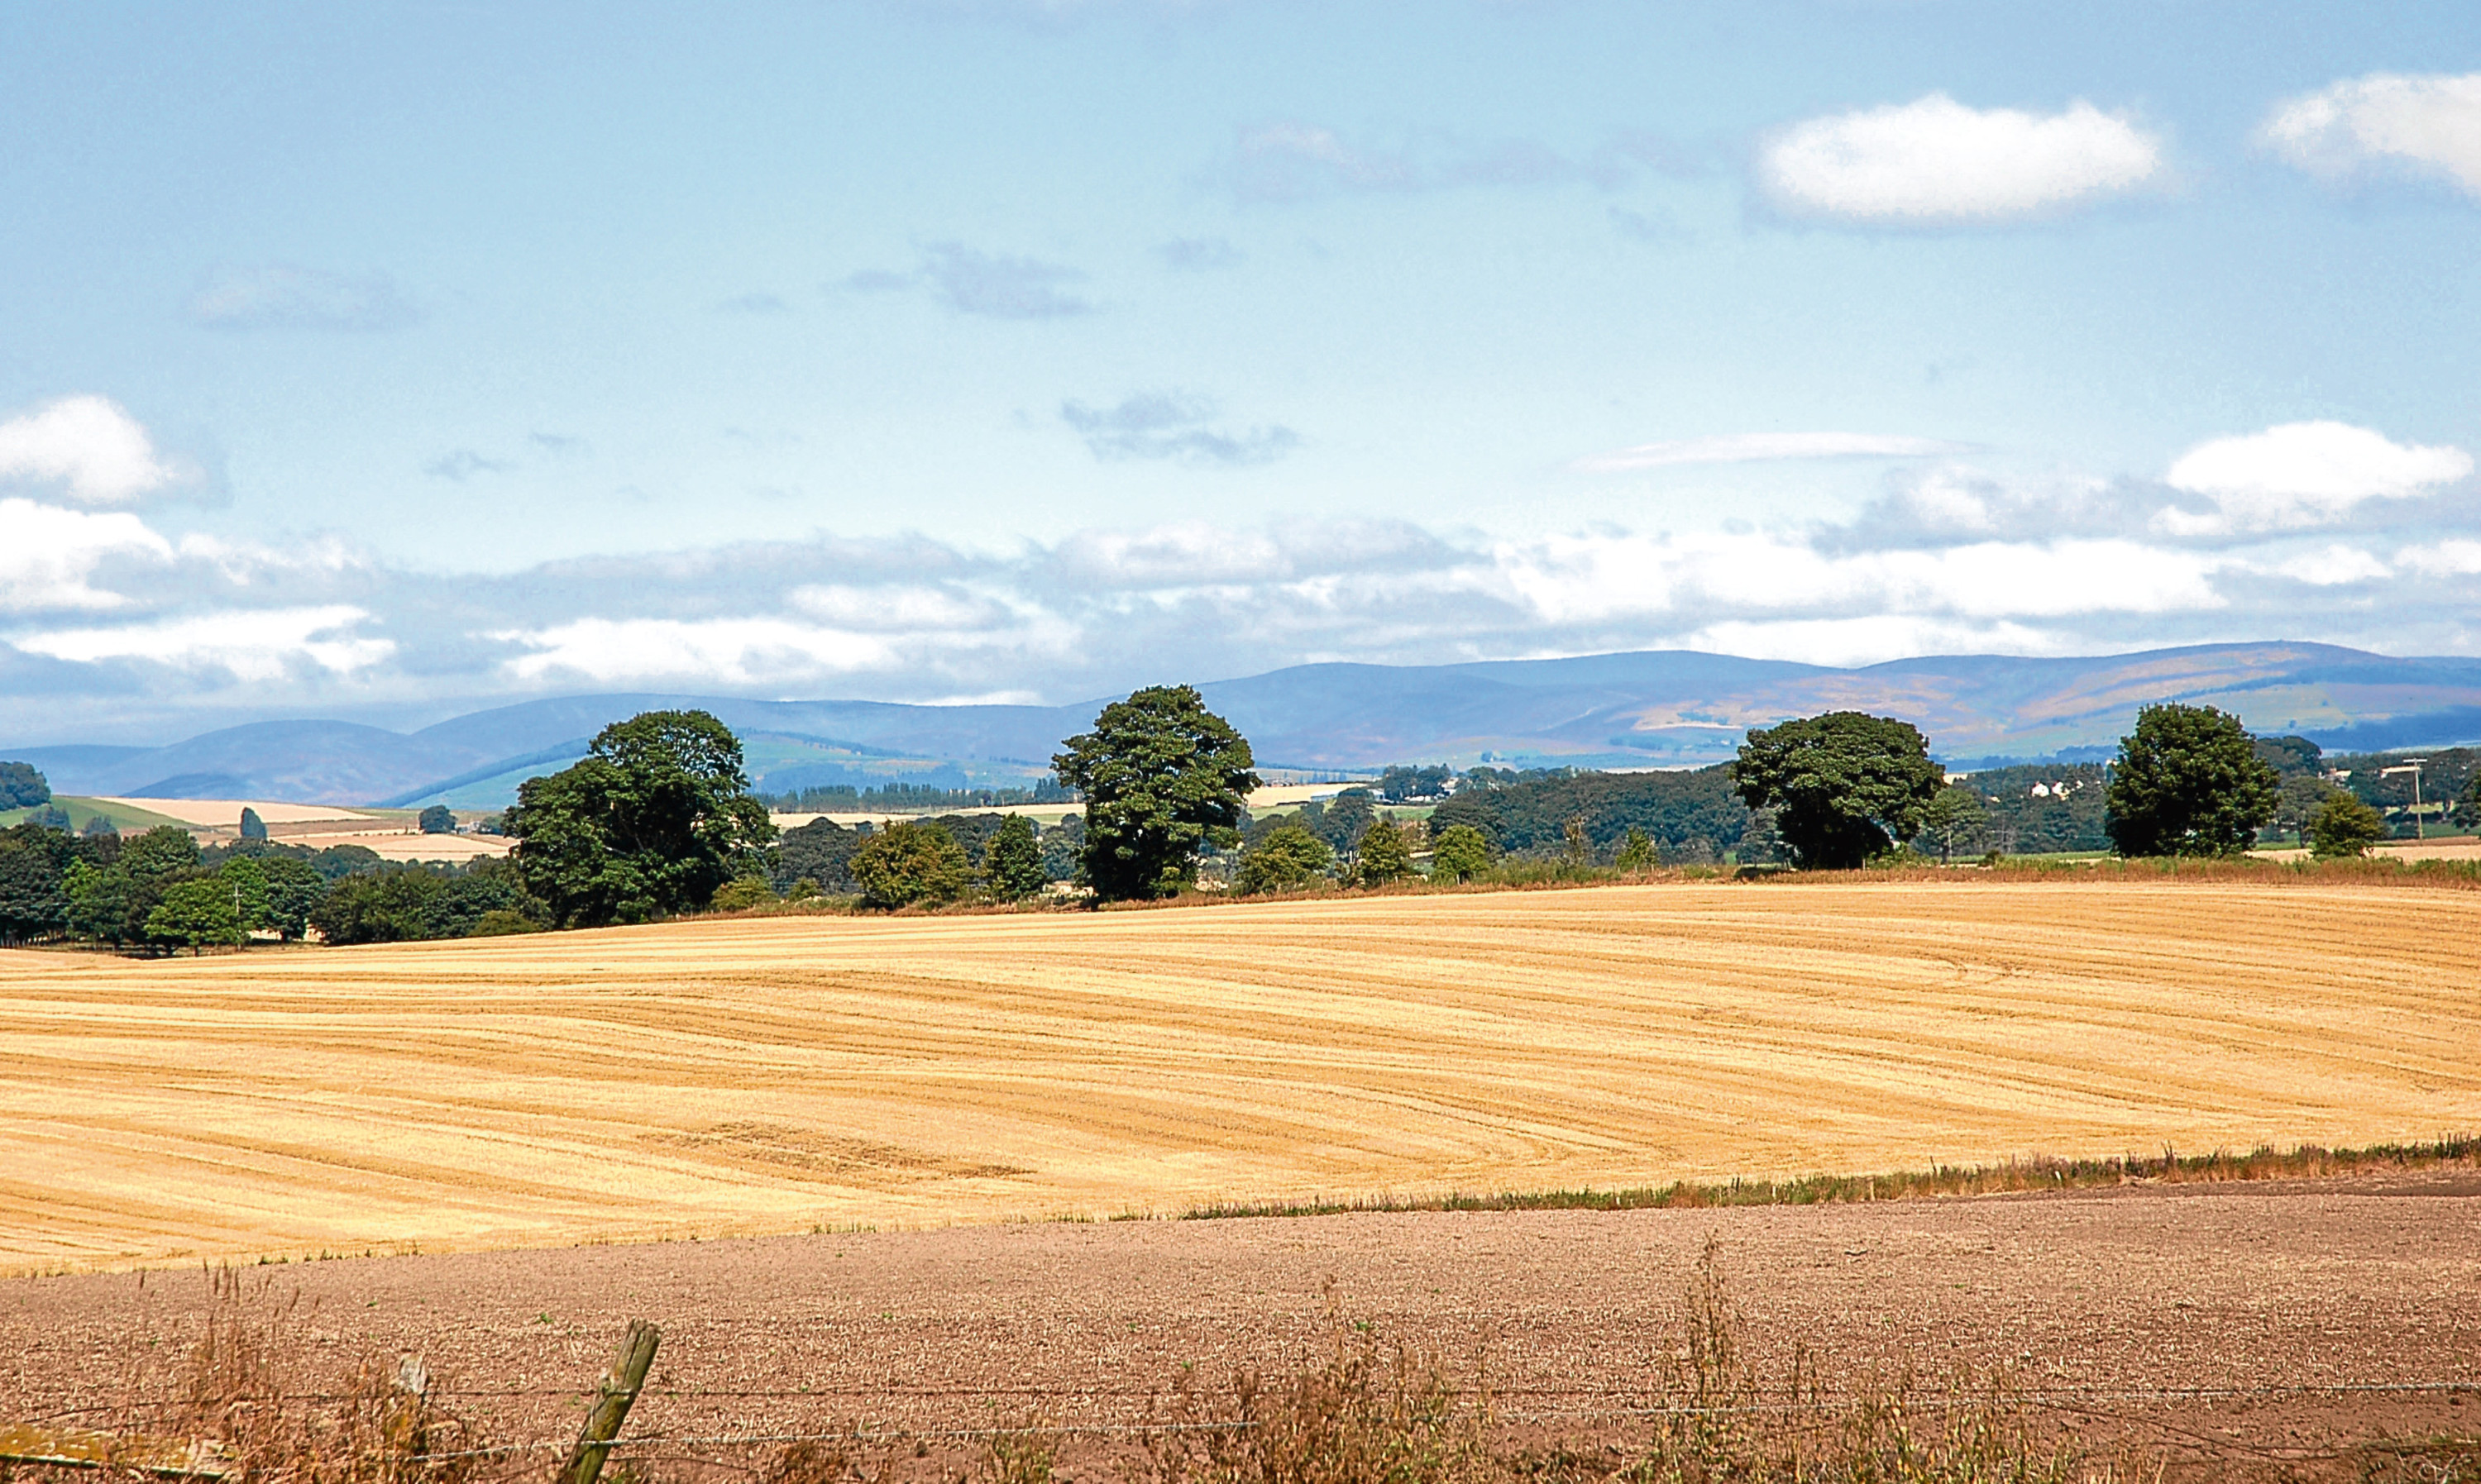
[5,0,2480,742]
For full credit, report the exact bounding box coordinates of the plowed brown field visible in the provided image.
[4,879,2478,1273]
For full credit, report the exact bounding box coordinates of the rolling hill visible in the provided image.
[10,641,2481,806]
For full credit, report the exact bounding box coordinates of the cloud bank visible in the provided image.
[6,398,2479,742]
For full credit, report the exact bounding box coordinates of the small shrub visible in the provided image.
[1354,822,1418,885]
[1427,824,1492,884]
[1237,823,1334,894]
[2310,792,2388,857]
[710,876,780,912]
[851,821,971,908]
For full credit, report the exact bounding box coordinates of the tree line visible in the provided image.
[0,689,2442,952]
[0,823,533,952]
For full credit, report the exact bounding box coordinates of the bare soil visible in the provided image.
[4,1177,2474,1481]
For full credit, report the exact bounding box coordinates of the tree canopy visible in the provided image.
[1729,713,1944,869]
[1427,766,1748,862]
[2103,704,2280,857]
[506,709,775,926]
[1053,685,1259,900]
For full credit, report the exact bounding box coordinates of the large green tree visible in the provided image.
[1052,685,1259,900]
[2103,704,2281,857]
[506,710,776,926]
[1730,713,1945,869]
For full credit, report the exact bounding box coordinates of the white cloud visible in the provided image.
[2158,421,2472,534]
[0,396,186,506]
[0,499,174,612]
[2263,72,2481,198]
[494,617,898,685]
[1759,94,2162,223]
[2268,545,2392,586]
[17,605,393,679]
[2396,539,2481,577]
[1575,432,1969,472]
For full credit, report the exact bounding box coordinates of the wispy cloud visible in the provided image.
[1061,393,1299,466]
[1154,236,1243,270]
[1214,122,1618,204]
[189,264,421,332]
[921,243,1093,317]
[1576,432,1971,472]
[839,246,1096,317]
[2262,71,2481,198]
[423,450,514,481]
[1757,94,2163,224]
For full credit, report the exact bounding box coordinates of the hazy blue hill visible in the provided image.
[13,641,2481,805]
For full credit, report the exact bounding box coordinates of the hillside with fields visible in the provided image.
[16,641,2481,807]
[5,876,2474,1273]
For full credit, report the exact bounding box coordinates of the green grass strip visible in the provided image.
[1171,1134,2481,1220]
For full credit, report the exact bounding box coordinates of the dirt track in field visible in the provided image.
[3,878,2479,1273]
[3,1184,2476,1481]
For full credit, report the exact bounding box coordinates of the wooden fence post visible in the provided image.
[555,1321,662,1484]
[0,1421,228,1478]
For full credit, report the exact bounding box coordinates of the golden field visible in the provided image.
[3,878,2477,1273]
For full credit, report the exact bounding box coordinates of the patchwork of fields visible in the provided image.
[3,879,2477,1272]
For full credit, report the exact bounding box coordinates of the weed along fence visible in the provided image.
[0,1322,667,1484]
[6,1296,2478,1484]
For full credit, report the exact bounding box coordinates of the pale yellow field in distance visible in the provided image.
[3,880,2477,1274]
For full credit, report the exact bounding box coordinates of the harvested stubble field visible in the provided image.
[3,877,2479,1273]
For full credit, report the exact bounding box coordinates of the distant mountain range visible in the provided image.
[12,642,2481,808]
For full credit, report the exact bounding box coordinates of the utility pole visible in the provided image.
[2380,758,2428,841]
